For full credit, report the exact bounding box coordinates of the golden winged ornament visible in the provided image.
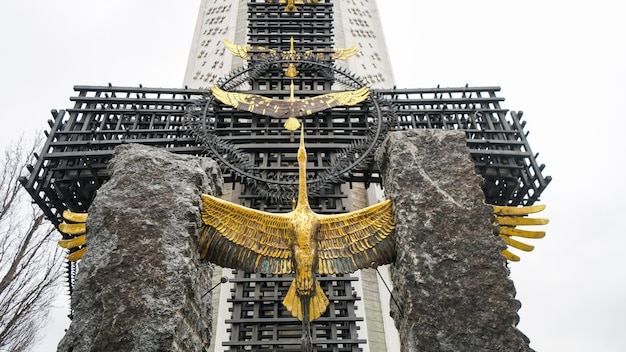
[223,38,358,62]
[265,0,319,13]
[199,125,396,323]
[211,81,370,131]
[222,39,253,60]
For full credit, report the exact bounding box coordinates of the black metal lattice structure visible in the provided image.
[19,85,550,225]
[225,271,364,351]
[20,0,551,350]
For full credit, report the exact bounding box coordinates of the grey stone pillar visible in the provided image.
[58,144,222,352]
[377,130,532,352]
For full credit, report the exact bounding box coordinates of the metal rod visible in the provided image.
[376,268,404,318]
[201,276,229,299]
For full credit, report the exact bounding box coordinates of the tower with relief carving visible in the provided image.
[184,0,395,90]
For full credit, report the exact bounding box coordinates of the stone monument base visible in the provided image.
[57,144,221,352]
[377,130,533,352]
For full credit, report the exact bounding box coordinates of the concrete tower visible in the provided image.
[183,0,395,89]
[183,1,399,351]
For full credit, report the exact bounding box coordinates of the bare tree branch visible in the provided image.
[0,136,64,351]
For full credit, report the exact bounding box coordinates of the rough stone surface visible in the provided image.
[57,144,222,352]
[376,130,533,352]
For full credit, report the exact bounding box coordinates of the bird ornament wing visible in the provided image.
[298,86,370,115]
[200,194,294,274]
[223,39,277,59]
[316,199,395,274]
[210,86,292,118]
[493,204,549,262]
[223,39,253,60]
[211,85,370,119]
[331,45,359,60]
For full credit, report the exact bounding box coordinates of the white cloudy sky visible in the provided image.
[1,1,625,351]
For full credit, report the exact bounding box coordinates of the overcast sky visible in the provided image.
[1,1,625,351]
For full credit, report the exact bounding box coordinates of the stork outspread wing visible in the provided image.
[200,194,294,274]
[210,85,370,119]
[316,199,395,274]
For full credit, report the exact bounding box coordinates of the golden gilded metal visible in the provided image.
[265,0,319,13]
[67,247,87,262]
[222,39,253,60]
[211,81,370,132]
[223,37,358,62]
[222,39,278,60]
[331,45,359,60]
[58,232,86,247]
[61,211,88,223]
[493,204,549,262]
[58,210,88,262]
[200,125,395,323]
[284,63,299,78]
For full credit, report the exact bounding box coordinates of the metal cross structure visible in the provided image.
[20,1,550,351]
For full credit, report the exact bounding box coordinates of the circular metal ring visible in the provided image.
[185,57,393,199]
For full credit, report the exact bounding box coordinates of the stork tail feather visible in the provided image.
[284,116,301,131]
[282,280,329,322]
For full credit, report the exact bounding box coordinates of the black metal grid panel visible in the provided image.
[19,85,551,227]
[206,103,374,186]
[19,86,206,226]
[246,0,336,94]
[247,1,334,53]
[377,87,551,205]
[225,271,364,352]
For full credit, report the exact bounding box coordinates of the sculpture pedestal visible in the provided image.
[377,130,533,352]
[57,144,222,352]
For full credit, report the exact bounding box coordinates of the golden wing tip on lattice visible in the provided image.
[58,210,88,262]
[315,86,370,107]
[494,204,549,262]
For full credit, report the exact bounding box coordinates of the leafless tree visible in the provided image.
[0,137,64,352]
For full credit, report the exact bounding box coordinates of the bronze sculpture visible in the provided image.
[199,125,395,351]
[199,125,396,323]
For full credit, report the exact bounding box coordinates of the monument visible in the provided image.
[19,1,551,351]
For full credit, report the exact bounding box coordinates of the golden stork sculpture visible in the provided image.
[198,125,396,318]
[199,125,395,350]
